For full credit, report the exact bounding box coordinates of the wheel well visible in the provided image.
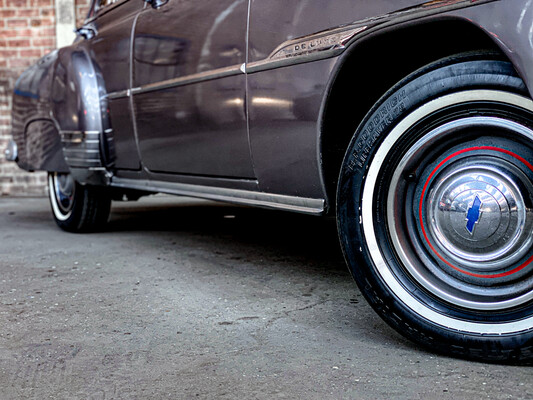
[320,19,506,214]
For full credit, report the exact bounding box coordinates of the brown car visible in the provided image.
[6,0,533,362]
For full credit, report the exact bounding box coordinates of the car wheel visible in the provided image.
[337,53,533,362]
[48,172,111,232]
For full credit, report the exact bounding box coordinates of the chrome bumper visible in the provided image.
[4,139,18,162]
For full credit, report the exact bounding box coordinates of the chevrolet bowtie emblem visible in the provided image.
[465,196,482,235]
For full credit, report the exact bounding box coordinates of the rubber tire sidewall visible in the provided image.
[337,55,533,363]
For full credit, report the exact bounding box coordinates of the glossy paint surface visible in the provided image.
[449,0,533,97]
[247,58,336,198]
[88,1,142,92]
[132,0,254,178]
[247,0,427,63]
[83,0,142,170]
[134,76,254,177]
[108,97,140,170]
[133,0,247,86]
[10,51,69,172]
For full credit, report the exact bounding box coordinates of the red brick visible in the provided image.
[19,49,42,58]
[9,0,28,6]
[39,27,55,36]
[8,58,32,68]
[0,10,16,18]
[7,19,29,29]
[0,29,33,38]
[31,0,52,6]
[32,37,54,47]
[31,17,54,27]
[8,39,31,48]
[17,9,40,18]
[0,49,18,59]
[76,4,91,26]
[0,40,7,47]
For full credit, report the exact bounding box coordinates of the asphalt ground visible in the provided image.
[0,195,531,399]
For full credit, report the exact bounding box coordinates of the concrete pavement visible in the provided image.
[0,195,531,399]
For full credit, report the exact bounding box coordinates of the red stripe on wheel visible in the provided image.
[419,146,533,279]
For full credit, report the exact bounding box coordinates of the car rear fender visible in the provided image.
[11,50,69,173]
[10,45,114,185]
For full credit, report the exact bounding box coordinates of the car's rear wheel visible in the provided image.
[48,172,111,232]
[337,53,533,362]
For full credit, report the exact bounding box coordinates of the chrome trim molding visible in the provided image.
[130,64,244,96]
[60,130,99,144]
[107,90,130,100]
[111,177,325,214]
[269,27,366,60]
[60,130,103,169]
[246,26,367,73]
[106,65,244,99]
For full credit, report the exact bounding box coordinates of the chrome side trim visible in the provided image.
[130,64,244,96]
[270,27,366,60]
[106,65,244,99]
[111,177,325,214]
[60,130,103,169]
[246,26,367,73]
[109,26,362,98]
[107,90,130,100]
[60,130,99,144]
[107,25,357,98]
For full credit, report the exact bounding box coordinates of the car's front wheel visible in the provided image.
[337,53,533,362]
[48,172,111,232]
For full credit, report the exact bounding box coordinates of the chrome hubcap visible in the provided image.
[427,161,532,272]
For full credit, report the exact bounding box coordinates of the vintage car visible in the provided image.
[6,0,533,362]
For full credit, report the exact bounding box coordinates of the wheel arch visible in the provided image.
[37,45,116,185]
[319,18,522,214]
[52,46,115,174]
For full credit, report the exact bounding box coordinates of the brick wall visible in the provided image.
[75,0,90,27]
[0,0,90,196]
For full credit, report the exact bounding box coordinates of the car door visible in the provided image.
[131,0,255,179]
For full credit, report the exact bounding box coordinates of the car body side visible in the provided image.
[8,0,533,213]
